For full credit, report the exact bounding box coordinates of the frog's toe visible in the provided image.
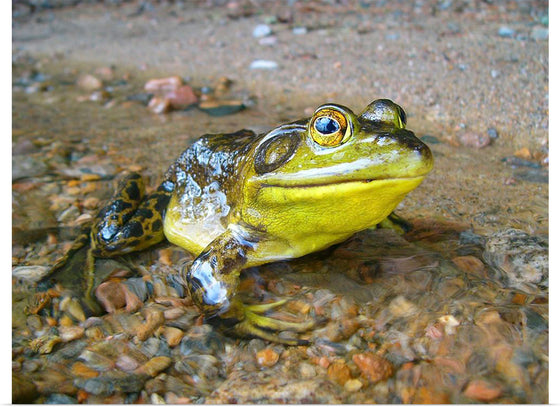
[218,298,315,345]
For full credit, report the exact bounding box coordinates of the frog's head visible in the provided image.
[241,99,433,248]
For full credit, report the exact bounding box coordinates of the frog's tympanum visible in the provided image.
[36,99,433,344]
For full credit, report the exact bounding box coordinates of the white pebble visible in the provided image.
[249,60,279,70]
[252,24,272,38]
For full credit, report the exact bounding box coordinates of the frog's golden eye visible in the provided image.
[310,108,350,147]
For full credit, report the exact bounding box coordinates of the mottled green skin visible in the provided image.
[39,99,433,343]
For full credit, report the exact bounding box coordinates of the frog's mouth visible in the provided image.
[261,175,427,189]
[255,176,427,205]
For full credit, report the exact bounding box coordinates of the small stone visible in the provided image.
[163,326,184,347]
[258,36,278,46]
[299,362,317,379]
[352,353,393,383]
[249,60,279,70]
[463,379,502,401]
[292,26,307,35]
[12,374,39,404]
[531,26,548,40]
[458,131,491,148]
[144,76,183,92]
[327,360,352,385]
[252,24,272,38]
[77,74,103,91]
[150,393,166,404]
[514,147,532,160]
[59,325,85,342]
[59,297,86,322]
[95,281,127,312]
[344,378,363,392]
[12,265,50,283]
[487,127,499,139]
[490,69,500,78]
[256,348,280,367]
[116,354,141,371]
[388,295,418,318]
[198,99,245,116]
[134,356,172,377]
[94,66,114,80]
[148,96,172,114]
[438,315,460,335]
[498,26,515,37]
[71,361,100,379]
[164,85,198,109]
[136,308,165,341]
[452,255,486,278]
[45,393,78,404]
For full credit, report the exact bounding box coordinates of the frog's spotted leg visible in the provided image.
[184,225,314,345]
[32,173,174,317]
[91,173,174,256]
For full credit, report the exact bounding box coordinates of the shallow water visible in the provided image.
[12,9,548,402]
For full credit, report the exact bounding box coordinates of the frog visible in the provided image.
[34,99,433,344]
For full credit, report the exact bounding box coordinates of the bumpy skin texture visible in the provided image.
[38,99,433,343]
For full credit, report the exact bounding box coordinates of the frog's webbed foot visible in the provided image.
[217,298,315,345]
[28,229,104,319]
[377,211,413,234]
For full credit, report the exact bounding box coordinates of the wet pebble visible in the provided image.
[71,361,100,379]
[531,26,548,40]
[487,127,499,139]
[45,393,78,404]
[58,325,85,342]
[249,60,279,70]
[163,326,184,347]
[259,36,278,46]
[498,26,515,37]
[352,353,393,383]
[198,99,245,116]
[457,131,491,148]
[12,265,50,283]
[12,155,49,180]
[463,379,503,401]
[115,354,141,371]
[344,378,363,392]
[12,374,39,403]
[148,96,172,114]
[327,359,352,385]
[292,26,307,35]
[256,348,280,367]
[136,308,165,341]
[252,24,272,38]
[144,76,183,92]
[59,296,86,322]
[78,349,115,371]
[299,362,317,379]
[452,255,486,278]
[179,325,226,355]
[134,356,172,377]
[165,85,198,109]
[77,74,103,91]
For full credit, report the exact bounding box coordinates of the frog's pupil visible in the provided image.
[315,117,339,134]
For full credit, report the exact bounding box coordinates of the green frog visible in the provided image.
[36,99,433,344]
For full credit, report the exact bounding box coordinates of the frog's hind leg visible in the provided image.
[377,211,413,234]
[91,173,173,257]
[31,173,174,318]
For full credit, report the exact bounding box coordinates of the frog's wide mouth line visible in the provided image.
[260,175,426,189]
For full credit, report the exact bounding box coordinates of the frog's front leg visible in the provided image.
[184,225,313,345]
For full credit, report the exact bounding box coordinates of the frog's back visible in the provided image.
[163,129,257,254]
